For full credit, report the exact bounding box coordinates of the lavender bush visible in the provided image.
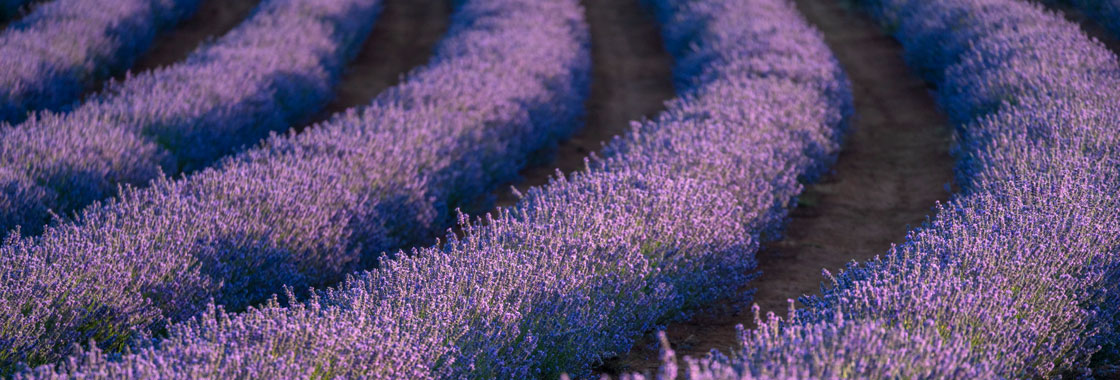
[19,0,851,378]
[0,0,199,123]
[2,0,588,374]
[639,0,1120,378]
[0,0,384,236]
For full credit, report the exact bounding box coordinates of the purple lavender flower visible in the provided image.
[0,0,200,123]
[650,0,1120,378]
[0,0,384,236]
[2,0,589,374]
[19,0,851,377]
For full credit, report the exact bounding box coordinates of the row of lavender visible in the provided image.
[0,0,198,123]
[2,0,589,375]
[0,0,383,237]
[642,0,1120,378]
[18,0,849,377]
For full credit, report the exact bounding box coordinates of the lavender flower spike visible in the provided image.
[0,0,200,123]
[5,0,588,375]
[24,0,851,377]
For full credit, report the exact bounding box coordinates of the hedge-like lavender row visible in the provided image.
[4,0,588,375]
[0,0,384,237]
[640,0,1120,378]
[18,0,850,378]
[0,0,199,124]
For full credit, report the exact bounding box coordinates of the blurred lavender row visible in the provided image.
[0,0,384,237]
[0,0,199,123]
[641,0,1120,378]
[16,0,850,377]
[4,0,588,375]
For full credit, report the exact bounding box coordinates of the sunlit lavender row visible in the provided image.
[0,0,384,237]
[640,0,1120,378]
[2,0,588,375]
[14,0,850,377]
[0,0,199,124]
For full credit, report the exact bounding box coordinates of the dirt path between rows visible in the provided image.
[600,0,955,375]
[1040,2,1120,57]
[310,0,450,125]
[0,0,43,30]
[127,0,261,74]
[113,0,449,126]
[487,0,676,210]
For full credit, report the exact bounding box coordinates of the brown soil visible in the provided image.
[599,0,955,376]
[119,0,450,123]
[310,0,451,124]
[0,0,42,30]
[488,0,676,210]
[128,0,261,74]
[1041,1,1120,55]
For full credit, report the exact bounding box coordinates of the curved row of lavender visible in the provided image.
[20,0,850,378]
[0,0,199,124]
[639,0,1120,378]
[0,0,384,237]
[4,0,589,375]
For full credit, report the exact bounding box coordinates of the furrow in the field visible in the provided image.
[0,0,386,237]
[1,0,589,374]
[0,0,38,26]
[601,0,955,374]
[115,0,261,76]
[1039,1,1120,56]
[488,0,675,211]
[0,0,202,124]
[310,0,451,127]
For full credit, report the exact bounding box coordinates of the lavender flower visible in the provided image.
[3,0,588,374]
[0,0,384,236]
[21,0,851,378]
[0,0,200,123]
[651,0,1120,378]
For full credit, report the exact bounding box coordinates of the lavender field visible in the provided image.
[0,0,1117,378]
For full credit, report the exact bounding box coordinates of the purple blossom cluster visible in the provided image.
[3,0,589,375]
[0,0,384,237]
[0,0,199,123]
[17,0,850,377]
[641,0,1120,378]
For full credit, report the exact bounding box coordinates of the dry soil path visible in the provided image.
[127,0,261,74]
[0,0,42,29]
[488,0,676,210]
[1040,1,1120,54]
[600,0,955,375]
[104,0,449,127]
[310,0,450,125]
